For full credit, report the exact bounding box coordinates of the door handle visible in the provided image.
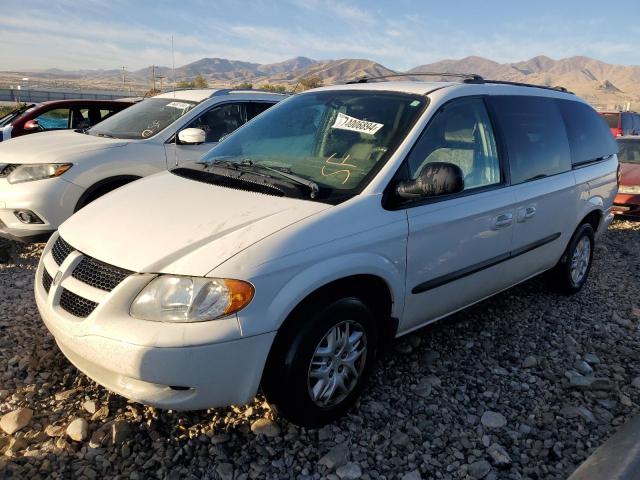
[492,213,513,229]
[517,206,537,222]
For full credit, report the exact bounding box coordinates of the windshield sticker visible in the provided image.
[410,100,421,107]
[331,113,383,136]
[166,101,192,110]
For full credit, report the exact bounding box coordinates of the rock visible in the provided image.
[560,406,595,423]
[210,434,230,445]
[111,420,131,445]
[620,394,633,406]
[612,312,633,329]
[487,443,512,467]
[391,431,410,447]
[0,407,33,434]
[66,418,89,441]
[45,424,65,437]
[336,462,362,479]
[395,342,413,354]
[583,353,601,364]
[408,335,421,348]
[82,400,97,414]
[90,405,109,421]
[569,376,613,391]
[54,388,78,401]
[216,462,234,480]
[468,460,492,478]
[574,360,593,375]
[481,411,506,429]
[632,377,640,389]
[250,418,281,437]
[522,356,537,368]
[415,381,432,398]
[401,471,422,480]
[318,442,349,470]
[4,437,27,456]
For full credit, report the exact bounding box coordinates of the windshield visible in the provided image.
[200,90,427,201]
[0,104,36,127]
[617,139,640,164]
[89,98,197,139]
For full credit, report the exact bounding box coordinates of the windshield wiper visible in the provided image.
[205,159,320,199]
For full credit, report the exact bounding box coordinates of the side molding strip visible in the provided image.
[412,232,561,294]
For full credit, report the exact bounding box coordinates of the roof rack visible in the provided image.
[470,79,573,94]
[346,72,484,84]
[209,88,288,97]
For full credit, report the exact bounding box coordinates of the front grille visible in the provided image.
[42,269,53,293]
[52,237,74,266]
[72,256,132,292]
[0,164,18,178]
[59,288,98,318]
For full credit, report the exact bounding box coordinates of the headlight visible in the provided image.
[130,276,254,322]
[7,163,72,184]
[619,185,640,194]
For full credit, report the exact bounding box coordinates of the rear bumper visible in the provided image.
[613,193,640,217]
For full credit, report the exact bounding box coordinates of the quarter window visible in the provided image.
[405,97,501,190]
[186,103,247,143]
[36,108,71,130]
[557,100,618,166]
[490,96,571,184]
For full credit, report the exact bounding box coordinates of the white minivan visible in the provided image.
[0,89,286,242]
[35,79,618,426]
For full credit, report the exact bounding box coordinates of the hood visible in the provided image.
[59,171,331,275]
[620,162,640,186]
[0,130,128,164]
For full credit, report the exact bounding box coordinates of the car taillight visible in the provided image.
[615,128,623,137]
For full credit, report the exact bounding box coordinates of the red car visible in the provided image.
[600,111,640,137]
[0,99,135,141]
[613,136,640,217]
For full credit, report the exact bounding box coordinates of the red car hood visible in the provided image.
[620,163,640,186]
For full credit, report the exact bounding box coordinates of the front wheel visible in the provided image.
[546,223,595,294]
[262,297,377,427]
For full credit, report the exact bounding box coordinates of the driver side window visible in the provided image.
[406,97,501,191]
[186,103,247,143]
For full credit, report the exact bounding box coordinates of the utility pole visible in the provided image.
[157,76,165,92]
[121,66,126,89]
[152,65,156,92]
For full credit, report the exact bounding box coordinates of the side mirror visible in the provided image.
[177,128,206,145]
[396,162,464,199]
[24,119,41,132]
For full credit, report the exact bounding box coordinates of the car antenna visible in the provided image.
[171,35,179,167]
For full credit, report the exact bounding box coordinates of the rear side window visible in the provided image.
[36,108,71,130]
[490,96,571,184]
[557,100,618,166]
[249,102,276,119]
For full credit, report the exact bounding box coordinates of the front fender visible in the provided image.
[237,252,405,337]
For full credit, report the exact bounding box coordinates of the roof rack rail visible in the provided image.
[209,88,288,97]
[469,79,574,94]
[346,72,484,84]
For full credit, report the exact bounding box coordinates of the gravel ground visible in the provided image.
[0,219,639,480]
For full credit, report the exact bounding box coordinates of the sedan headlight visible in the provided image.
[619,185,640,194]
[130,276,254,322]
[7,163,72,184]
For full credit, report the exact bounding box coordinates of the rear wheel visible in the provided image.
[262,296,377,427]
[546,223,594,294]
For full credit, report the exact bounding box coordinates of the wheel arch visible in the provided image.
[74,175,141,212]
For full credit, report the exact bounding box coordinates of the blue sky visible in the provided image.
[1,0,639,71]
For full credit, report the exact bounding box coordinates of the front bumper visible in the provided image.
[35,234,276,410]
[0,176,84,241]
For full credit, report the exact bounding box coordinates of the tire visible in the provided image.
[546,223,595,295]
[262,296,378,427]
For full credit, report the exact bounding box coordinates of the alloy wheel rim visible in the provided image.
[570,236,591,285]
[307,320,367,408]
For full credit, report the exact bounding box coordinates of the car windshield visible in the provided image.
[0,103,36,127]
[88,98,197,139]
[200,90,427,201]
[617,139,640,164]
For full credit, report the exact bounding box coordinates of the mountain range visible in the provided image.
[4,55,640,109]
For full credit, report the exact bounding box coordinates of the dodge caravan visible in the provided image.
[0,89,286,242]
[35,79,618,426]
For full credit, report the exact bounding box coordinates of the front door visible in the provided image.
[400,96,516,332]
[164,102,249,166]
